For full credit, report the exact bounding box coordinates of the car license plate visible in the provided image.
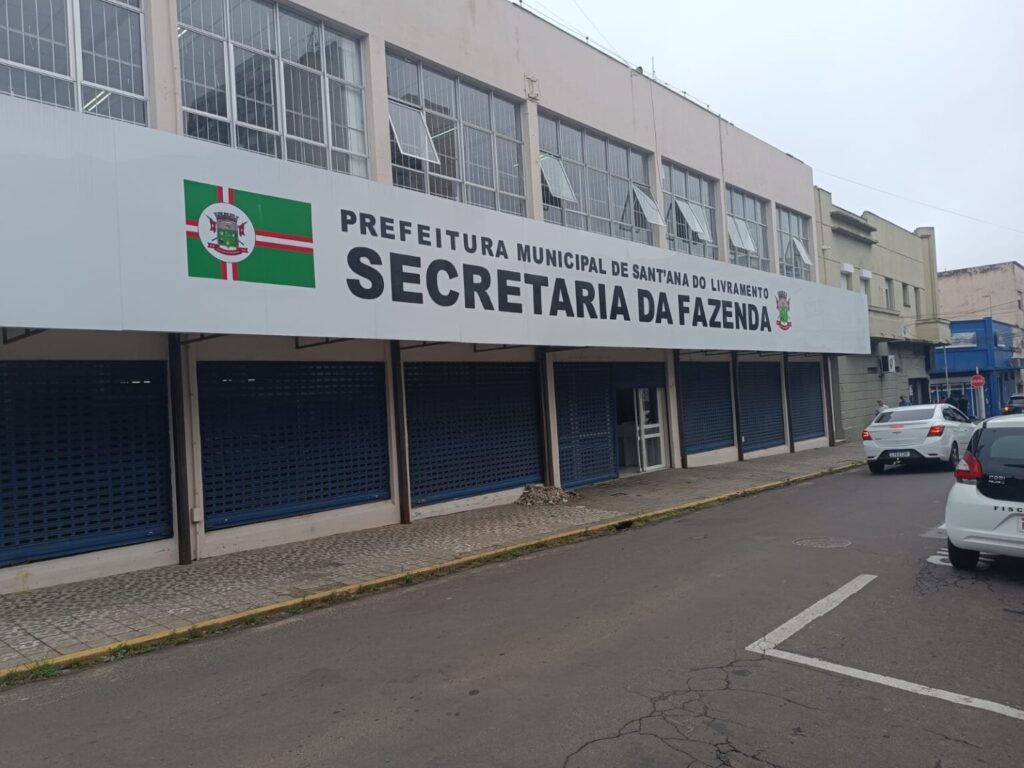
[889,451,912,458]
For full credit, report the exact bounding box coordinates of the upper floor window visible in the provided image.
[884,277,895,309]
[177,0,367,176]
[902,282,912,307]
[662,162,717,259]
[539,113,662,244]
[841,272,852,290]
[777,206,812,280]
[386,53,525,216]
[726,187,770,272]
[1,0,146,124]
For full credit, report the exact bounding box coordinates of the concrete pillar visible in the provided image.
[545,353,561,485]
[363,34,392,184]
[522,97,544,221]
[664,349,683,468]
[148,0,181,133]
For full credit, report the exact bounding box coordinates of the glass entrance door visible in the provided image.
[634,387,667,472]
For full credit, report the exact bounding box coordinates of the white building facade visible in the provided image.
[0,0,868,591]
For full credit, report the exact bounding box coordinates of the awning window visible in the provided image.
[791,237,812,266]
[727,215,757,252]
[631,184,665,227]
[539,154,579,204]
[388,100,440,164]
[674,199,711,240]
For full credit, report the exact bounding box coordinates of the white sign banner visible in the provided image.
[0,100,869,354]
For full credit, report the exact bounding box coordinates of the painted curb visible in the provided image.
[0,458,865,683]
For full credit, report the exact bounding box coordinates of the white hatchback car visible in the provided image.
[862,404,976,474]
[945,415,1024,569]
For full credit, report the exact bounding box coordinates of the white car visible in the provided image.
[862,404,976,474]
[945,415,1024,569]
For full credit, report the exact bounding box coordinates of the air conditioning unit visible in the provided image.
[879,355,897,373]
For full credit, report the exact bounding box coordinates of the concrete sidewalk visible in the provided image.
[0,442,863,675]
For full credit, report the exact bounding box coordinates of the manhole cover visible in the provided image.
[793,537,851,549]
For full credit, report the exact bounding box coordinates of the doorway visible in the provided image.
[615,386,667,474]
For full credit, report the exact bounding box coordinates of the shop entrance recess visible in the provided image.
[616,386,668,475]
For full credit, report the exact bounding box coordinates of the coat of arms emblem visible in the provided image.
[776,290,792,331]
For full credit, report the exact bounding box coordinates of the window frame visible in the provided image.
[902,282,912,307]
[776,205,812,281]
[884,277,895,310]
[176,0,369,176]
[725,186,770,272]
[662,160,718,259]
[539,112,658,244]
[1,0,148,124]
[386,51,526,216]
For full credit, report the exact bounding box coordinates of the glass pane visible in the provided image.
[388,100,438,162]
[81,84,146,124]
[178,0,225,36]
[462,125,494,188]
[629,150,648,184]
[539,155,578,204]
[426,111,458,178]
[184,111,230,145]
[428,175,459,201]
[644,436,662,468]
[493,96,518,139]
[495,137,523,196]
[561,161,584,212]
[283,63,323,142]
[586,168,609,219]
[465,185,496,210]
[499,193,526,217]
[458,81,490,128]
[386,53,418,104]
[286,137,327,169]
[559,123,582,161]
[234,47,276,129]
[324,29,360,83]
[279,10,320,70]
[179,28,227,116]
[422,67,455,115]
[0,61,74,107]
[538,114,558,154]
[332,149,367,178]
[236,124,278,157]
[229,0,275,53]
[1,0,71,75]
[329,80,365,155]
[632,184,663,226]
[584,133,606,170]
[607,142,628,177]
[608,176,630,223]
[79,0,145,95]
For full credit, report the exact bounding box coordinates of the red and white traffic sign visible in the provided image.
[971,374,985,389]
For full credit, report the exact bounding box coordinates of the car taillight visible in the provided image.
[861,430,872,441]
[1004,406,1012,414]
[954,452,983,483]
[927,425,945,437]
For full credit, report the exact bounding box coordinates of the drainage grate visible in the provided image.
[793,537,851,549]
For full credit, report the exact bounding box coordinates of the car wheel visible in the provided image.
[868,461,884,475]
[947,537,979,570]
[946,442,960,470]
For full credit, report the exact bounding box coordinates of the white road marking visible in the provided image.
[745,574,877,654]
[764,648,1024,721]
[747,574,1024,721]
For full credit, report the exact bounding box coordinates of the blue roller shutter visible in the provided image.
[198,362,389,530]
[1,361,172,567]
[738,361,785,451]
[610,362,666,390]
[405,362,542,506]
[555,363,616,488]
[788,361,825,441]
[678,361,735,453]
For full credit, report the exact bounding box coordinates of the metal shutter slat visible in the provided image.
[738,362,785,451]
[0,361,173,567]
[198,362,390,530]
[405,362,543,506]
[788,361,825,441]
[678,361,735,453]
[555,363,616,488]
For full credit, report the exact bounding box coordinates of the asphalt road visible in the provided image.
[2,464,1023,767]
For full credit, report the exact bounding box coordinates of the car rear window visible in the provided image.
[971,428,1024,474]
[874,407,934,423]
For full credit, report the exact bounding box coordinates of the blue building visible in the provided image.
[930,318,1018,417]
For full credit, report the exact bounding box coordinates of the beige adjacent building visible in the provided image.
[814,188,949,437]
[937,262,1024,376]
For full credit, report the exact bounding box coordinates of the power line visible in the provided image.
[816,169,1024,237]
[567,0,625,60]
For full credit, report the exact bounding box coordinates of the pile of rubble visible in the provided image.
[515,485,580,506]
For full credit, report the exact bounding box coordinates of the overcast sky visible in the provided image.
[515,0,1023,271]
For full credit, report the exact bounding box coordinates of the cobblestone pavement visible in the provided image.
[0,442,863,670]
